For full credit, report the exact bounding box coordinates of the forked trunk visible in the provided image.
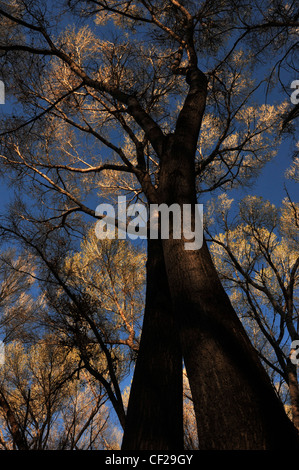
[123,66,299,450]
[121,238,183,450]
[156,66,299,449]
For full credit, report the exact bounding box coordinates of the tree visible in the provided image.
[43,232,146,431]
[0,213,147,435]
[0,223,192,449]
[0,248,37,345]
[0,230,146,449]
[0,250,119,450]
[64,232,145,354]
[0,338,120,449]
[0,0,299,449]
[207,194,299,429]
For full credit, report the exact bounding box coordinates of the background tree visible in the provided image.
[0,212,147,435]
[0,248,37,345]
[0,248,119,450]
[0,337,121,449]
[0,224,194,449]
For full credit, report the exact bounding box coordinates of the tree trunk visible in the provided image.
[121,237,183,450]
[162,236,299,449]
[287,359,299,431]
[156,65,299,450]
[0,390,29,450]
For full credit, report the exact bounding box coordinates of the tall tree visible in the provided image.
[0,0,298,449]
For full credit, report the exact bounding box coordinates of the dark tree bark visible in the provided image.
[156,66,299,449]
[287,359,299,431]
[162,237,299,449]
[121,237,183,450]
[0,391,29,450]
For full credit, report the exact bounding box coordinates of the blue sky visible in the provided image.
[237,139,298,206]
[0,4,297,217]
[0,97,297,214]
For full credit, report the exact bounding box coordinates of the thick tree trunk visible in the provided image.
[123,66,299,450]
[121,238,183,450]
[287,360,299,431]
[155,65,299,450]
[162,236,299,449]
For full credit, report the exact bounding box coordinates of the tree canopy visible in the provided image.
[0,0,298,450]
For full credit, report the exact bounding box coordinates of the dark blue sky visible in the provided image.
[0,7,297,224]
[238,139,298,206]
[0,99,297,215]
